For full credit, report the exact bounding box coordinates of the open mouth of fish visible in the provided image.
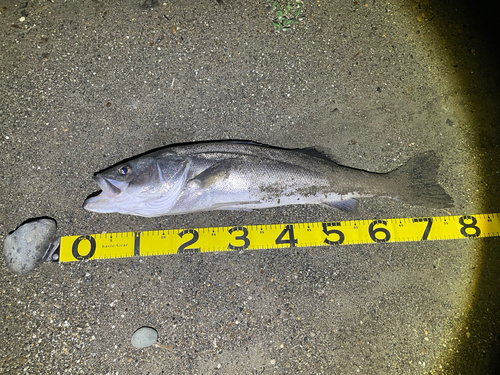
[93,175,129,198]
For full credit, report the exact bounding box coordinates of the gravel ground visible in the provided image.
[1,0,499,374]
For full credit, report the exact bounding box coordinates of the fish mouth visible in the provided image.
[93,175,128,198]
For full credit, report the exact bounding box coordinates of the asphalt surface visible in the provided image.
[1,0,499,374]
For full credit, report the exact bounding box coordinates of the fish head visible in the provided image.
[83,151,190,216]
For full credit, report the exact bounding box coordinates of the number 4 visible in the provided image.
[275,225,297,247]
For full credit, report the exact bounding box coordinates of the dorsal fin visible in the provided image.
[296,147,340,164]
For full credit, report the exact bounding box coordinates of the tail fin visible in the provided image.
[391,152,454,208]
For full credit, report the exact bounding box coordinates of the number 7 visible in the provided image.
[412,218,433,241]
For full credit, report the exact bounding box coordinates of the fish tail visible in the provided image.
[390,152,454,208]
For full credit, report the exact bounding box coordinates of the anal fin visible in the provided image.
[323,198,358,212]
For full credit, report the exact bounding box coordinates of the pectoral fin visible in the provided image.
[188,159,246,189]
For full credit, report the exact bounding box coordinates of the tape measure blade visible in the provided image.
[58,213,500,263]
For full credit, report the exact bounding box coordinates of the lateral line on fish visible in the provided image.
[54,213,499,263]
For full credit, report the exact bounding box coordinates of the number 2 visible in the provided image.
[178,229,200,253]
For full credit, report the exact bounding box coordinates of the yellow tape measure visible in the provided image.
[58,213,500,263]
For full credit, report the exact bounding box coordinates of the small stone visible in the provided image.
[141,0,158,9]
[131,327,158,349]
[3,218,57,276]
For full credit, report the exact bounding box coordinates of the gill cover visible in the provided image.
[83,152,191,217]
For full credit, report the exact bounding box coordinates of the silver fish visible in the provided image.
[83,142,453,217]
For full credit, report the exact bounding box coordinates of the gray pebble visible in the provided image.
[3,218,57,276]
[141,0,158,9]
[131,326,158,349]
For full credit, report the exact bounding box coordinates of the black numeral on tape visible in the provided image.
[369,220,391,243]
[459,216,481,238]
[275,225,297,247]
[322,222,345,245]
[228,226,250,250]
[178,229,200,253]
[71,235,96,260]
[412,217,433,241]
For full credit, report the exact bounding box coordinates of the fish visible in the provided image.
[83,141,453,217]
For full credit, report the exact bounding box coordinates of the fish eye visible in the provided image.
[119,165,131,175]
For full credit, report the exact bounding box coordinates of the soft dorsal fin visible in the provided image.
[296,147,341,164]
